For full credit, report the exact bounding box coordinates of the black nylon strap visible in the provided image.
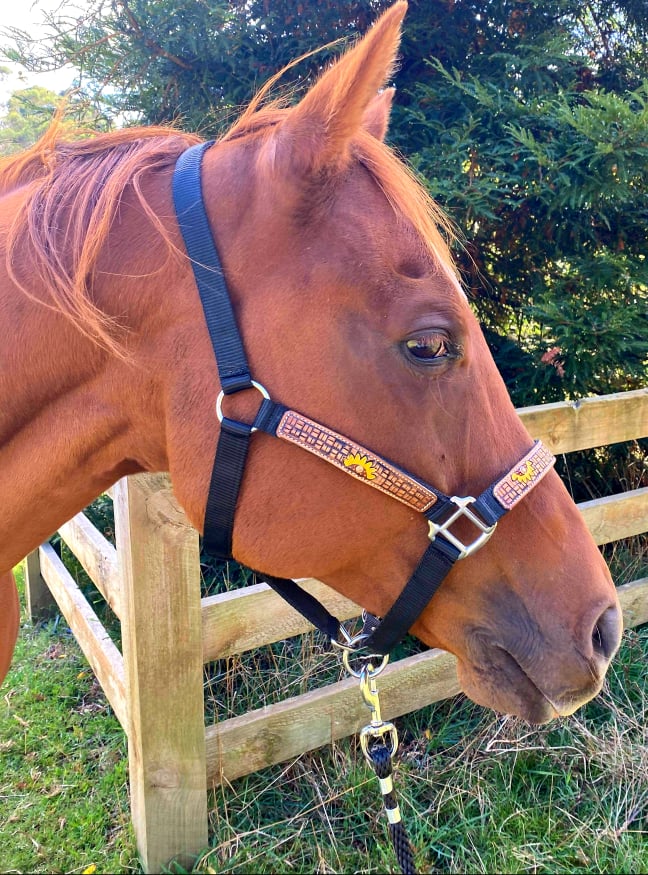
[202,419,251,556]
[174,142,255,559]
[173,142,252,394]
[473,489,509,526]
[363,539,459,655]
[260,574,341,642]
[253,398,289,434]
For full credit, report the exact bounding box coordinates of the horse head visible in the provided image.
[168,1,620,723]
[0,2,621,723]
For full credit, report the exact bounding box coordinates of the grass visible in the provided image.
[0,566,137,874]
[1,538,646,873]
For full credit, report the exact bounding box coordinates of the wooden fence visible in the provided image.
[24,388,648,872]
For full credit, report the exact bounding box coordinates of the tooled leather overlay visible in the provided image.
[276,410,438,512]
[492,441,555,510]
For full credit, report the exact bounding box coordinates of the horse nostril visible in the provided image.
[591,604,622,661]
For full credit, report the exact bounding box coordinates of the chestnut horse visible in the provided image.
[0,2,621,724]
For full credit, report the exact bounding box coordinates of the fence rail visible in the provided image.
[24,387,648,872]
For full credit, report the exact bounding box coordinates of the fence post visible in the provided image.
[113,474,208,873]
[24,549,57,620]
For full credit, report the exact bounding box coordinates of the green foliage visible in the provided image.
[1,1,387,131]
[0,86,61,154]
[0,84,112,156]
[390,0,648,405]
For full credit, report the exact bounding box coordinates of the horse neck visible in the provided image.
[0,317,157,572]
[0,202,174,573]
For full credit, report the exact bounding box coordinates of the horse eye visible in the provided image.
[405,333,449,362]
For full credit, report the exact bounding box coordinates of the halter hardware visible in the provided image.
[358,661,398,760]
[427,495,496,560]
[216,381,270,433]
[340,624,390,678]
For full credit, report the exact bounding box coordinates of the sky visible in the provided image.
[0,0,81,106]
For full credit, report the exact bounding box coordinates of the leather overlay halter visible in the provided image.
[493,442,555,510]
[276,410,438,512]
[172,141,556,656]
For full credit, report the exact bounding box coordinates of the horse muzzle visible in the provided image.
[457,598,623,724]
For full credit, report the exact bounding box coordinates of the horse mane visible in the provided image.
[1,120,202,355]
[1,80,457,356]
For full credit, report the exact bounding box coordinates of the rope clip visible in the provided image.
[358,663,399,762]
[337,616,416,873]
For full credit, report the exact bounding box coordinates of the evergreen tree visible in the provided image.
[391,0,648,403]
[0,86,70,154]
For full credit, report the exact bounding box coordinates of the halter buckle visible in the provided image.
[332,612,390,674]
[427,495,496,559]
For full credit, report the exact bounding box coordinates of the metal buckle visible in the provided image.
[330,626,368,654]
[215,380,270,433]
[427,495,496,559]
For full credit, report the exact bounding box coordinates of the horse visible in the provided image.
[0,1,621,726]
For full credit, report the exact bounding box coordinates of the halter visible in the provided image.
[172,141,555,656]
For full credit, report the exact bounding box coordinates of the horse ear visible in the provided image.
[280,2,406,171]
[363,87,395,141]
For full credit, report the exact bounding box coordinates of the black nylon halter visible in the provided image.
[172,141,552,656]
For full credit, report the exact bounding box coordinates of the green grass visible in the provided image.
[0,566,137,874]
[1,540,647,874]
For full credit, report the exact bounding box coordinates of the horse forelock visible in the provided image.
[221,104,460,283]
[353,129,459,281]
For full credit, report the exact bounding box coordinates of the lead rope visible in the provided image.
[341,633,417,875]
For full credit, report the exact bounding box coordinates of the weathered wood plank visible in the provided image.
[58,513,122,618]
[619,577,648,629]
[205,646,459,785]
[580,488,648,546]
[205,576,648,784]
[114,475,208,873]
[202,580,361,661]
[38,543,127,730]
[518,388,648,453]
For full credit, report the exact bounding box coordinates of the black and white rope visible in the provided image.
[366,741,416,875]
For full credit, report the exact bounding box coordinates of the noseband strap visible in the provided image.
[173,142,555,656]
